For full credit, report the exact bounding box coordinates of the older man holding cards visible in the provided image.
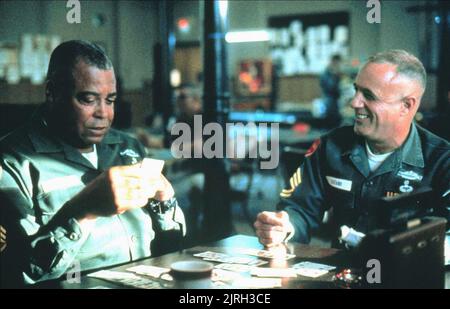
[0,40,185,287]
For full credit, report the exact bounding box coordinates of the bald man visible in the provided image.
[254,50,449,247]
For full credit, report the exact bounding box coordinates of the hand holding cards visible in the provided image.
[69,158,171,220]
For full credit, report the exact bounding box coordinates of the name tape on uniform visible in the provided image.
[326,176,352,192]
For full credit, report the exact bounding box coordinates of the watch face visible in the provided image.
[148,198,177,214]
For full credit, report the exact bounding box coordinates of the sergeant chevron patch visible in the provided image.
[280,168,301,198]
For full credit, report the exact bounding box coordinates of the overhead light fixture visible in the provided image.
[225,30,270,43]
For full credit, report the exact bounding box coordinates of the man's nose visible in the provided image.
[94,100,109,118]
[350,92,364,109]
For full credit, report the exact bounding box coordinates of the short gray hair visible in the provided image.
[366,50,427,91]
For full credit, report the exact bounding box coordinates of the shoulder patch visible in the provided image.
[305,139,321,158]
[119,148,141,164]
[280,168,302,198]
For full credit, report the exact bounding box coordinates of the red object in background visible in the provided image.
[292,122,310,134]
[177,18,190,32]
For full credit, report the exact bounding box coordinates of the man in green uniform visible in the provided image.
[0,40,185,287]
[254,50,449,247]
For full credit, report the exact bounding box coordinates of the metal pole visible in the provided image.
[202,0,232,240]
[436,3,449,114]
[154,0,175,137]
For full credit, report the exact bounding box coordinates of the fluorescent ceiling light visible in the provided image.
[218,0,228,19]
[225,30,270,43]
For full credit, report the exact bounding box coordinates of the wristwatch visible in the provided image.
[148,197,177,214]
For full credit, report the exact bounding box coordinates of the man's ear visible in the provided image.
[401,96,418,116]
[46,81,66,110]
[45,81,55,106]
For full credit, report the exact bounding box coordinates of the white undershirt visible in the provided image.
[365,142,394,172]
[81,144,98,169]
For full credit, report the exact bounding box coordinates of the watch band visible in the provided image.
[148,197,177,214]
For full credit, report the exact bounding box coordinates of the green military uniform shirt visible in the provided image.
[0,111,185,286]
[279,123,449,244]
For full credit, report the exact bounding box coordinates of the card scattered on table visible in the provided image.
[193,251,228,260]
[292,261,336,271]
[233,248,296,260]
[212,269,244,282]
[232,277,282,289]
[214,263,254,273]
[250,267,298,278]
[88,270,162,289]
[292,261,336,278]
[127,265,170,278]
[194,251,268,266]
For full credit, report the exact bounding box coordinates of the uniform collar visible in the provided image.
[399,122,424,168]
[28,118,122,153]
[342,122,424,177]
[345,135,371,178]
[28,110,123,170]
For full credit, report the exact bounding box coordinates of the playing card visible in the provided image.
[88,270,162,289]
[212,269,244,282]
[232,277,282,289]
[295,268,329,278]
[88,270,137,280]
[292,261,336,271]
[222,256,257,264]
[127,265,170,278]
[203,257,230,263]
[214,263,254,273]
[193,251,229,259]
[140,158,164,174]
[292,261,336,278]
[246,259,269,267]
[194,251,268,266]
[234,248,296,260]
[250,267,298,278]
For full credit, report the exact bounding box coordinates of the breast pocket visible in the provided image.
[325,176,355,208]
[78,217,118,253]
[78,216,130,269]
[326,185,357,229]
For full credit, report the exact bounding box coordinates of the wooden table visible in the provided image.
[36,235,346,289]
[35,234,450,289]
